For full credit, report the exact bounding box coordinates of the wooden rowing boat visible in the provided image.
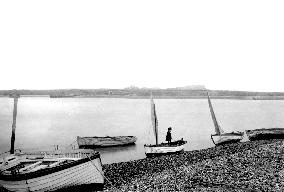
[207,93,244,145]
[0,151,104,192]
[144,96,187,157]
[0,96,105,191]
[246,128,284,141]
[77,136,137,148]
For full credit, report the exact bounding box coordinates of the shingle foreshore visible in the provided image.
[1,140,284,192]
[103,140,284,191]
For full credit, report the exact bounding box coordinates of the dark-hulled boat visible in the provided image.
[77,136,137,148]
[246,128,284,141]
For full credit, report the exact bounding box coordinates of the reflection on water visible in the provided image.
[1,98,284,164]
[95,144,140,164]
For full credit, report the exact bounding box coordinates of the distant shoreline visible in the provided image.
[52,95,284,100]
[1,89,284,100]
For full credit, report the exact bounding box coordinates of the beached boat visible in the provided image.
[0,150,104,192]
[246,128,284,141]
[0,97,104,192]
[144,97,187,157]
[207,93,244,145]
[77,136,137,148]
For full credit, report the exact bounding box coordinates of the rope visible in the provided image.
[86,154,122,192]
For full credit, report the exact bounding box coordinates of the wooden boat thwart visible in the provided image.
[77,136,137,148]
[246,128,284,141]
[207,93,244,145]
[0,151,104,192]
[144,96,187,157]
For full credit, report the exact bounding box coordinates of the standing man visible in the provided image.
[166,127,172,144]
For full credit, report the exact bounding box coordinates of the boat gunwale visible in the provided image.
[77,136,137,139]
[144,140,187,147]
[245,128,284,133]
[211,132,244,137]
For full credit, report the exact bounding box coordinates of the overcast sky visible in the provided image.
[0,0,283,91]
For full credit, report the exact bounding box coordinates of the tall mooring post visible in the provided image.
[10,95,19,154]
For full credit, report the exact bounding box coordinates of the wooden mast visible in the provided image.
[150,94,158,145]
[207,93,223,135]
[10,95,19,154]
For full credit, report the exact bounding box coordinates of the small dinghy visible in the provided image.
[246,128,284,141]
[144,140,187,157]
[144,96,187,157]
[77,136,137,148]
[207,93,244,145]
[0,150,104,192]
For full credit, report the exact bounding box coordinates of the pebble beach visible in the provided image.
[102,140,284,191]
[2,140,284,192]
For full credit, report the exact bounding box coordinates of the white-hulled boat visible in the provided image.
[77,136,137,148]
[0,150,104,192]
[207,93,244,145]
[0,96,105,192]
[144,96,187,157]
[246,128,284,141]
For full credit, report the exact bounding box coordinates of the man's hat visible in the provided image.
[168,127,172,130]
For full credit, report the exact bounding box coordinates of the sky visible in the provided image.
[0,0,284,92]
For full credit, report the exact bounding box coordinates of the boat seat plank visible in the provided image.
[28,165,48,172]
[19,161,42,173]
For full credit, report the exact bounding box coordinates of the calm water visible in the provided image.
[1,97,284,164]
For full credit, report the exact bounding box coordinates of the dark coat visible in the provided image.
[166,131,172,141]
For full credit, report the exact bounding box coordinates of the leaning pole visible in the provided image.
[10,95,19,154]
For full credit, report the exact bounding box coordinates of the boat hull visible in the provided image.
[77,136,137,148]
[246,128,284,141]
[144,140,187,157]
[211,132,244,145]
[0,154,104,192]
